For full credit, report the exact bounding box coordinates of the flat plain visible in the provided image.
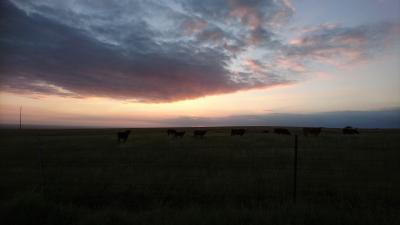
[1,127,399,225]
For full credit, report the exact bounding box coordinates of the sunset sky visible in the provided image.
[1,0,400,128]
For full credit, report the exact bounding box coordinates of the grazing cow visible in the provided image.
[117,130,131,143]
[262,130,269,134]
[231,128,245,136]
[303,127,322,136]
[174,131,185,138]
[193,130,207,138]
[274,128,291,135]
[342,126,359,135]
[167,129,177,136]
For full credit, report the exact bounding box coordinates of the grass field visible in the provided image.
[1,127,399,225]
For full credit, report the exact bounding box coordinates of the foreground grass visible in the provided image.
[1,127,399,224]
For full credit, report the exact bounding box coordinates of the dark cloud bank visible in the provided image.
[1,0,399,102]
[0,0,286,102]
[164,108,400,128]
[0,1,243,102]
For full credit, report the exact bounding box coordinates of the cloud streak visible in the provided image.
[285,22,400,67]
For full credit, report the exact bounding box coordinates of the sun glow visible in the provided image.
[0,85,300,127]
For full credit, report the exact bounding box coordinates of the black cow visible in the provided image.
[117,130,131,143]
[231,128,245,136]
[303,127,322,136]
[343,126,359,135]
[262,130,269,134]
[193,130,207,138]
[274,128,291,135]
[167,129,177,136]
[174,131,185,138]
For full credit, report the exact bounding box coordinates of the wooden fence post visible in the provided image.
[19,106,22,129]
[37,137,46,195]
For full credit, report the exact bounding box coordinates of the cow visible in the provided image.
[117,130,131,143]
[231,128,245,136]
[193,130,207,138]
[303,127,322,136]
[174,131,185,138]
[262,130,269,134]
[274,128,291,135]
[167,129,177,136]
[342,126,359,135]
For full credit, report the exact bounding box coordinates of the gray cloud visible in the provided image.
[0,0,291,102]
[164,108,400,128]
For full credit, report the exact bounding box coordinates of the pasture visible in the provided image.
[1,127,399,225]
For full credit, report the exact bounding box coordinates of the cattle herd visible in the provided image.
[118,126,360,142]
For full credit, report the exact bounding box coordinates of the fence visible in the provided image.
[1,128,398,206]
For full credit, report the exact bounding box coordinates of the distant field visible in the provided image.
[1,127,399,225]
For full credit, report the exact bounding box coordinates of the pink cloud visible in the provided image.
[182,19,208,35]
[244,59,264,73]
[286,22,400,67]
[228,0,262,30]
[276,58,307,73]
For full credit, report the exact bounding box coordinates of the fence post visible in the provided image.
[293,134,298,203]
[37,137,46,195]
[19,106,22,129]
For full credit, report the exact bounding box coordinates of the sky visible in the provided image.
[0,0,399,128]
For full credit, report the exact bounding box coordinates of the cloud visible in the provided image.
[0,0,399,102]
[164,108,400,128]
[285,22,400,66]
[181,18,208,35]
[244,59,265,73]
[0,0,292,102]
